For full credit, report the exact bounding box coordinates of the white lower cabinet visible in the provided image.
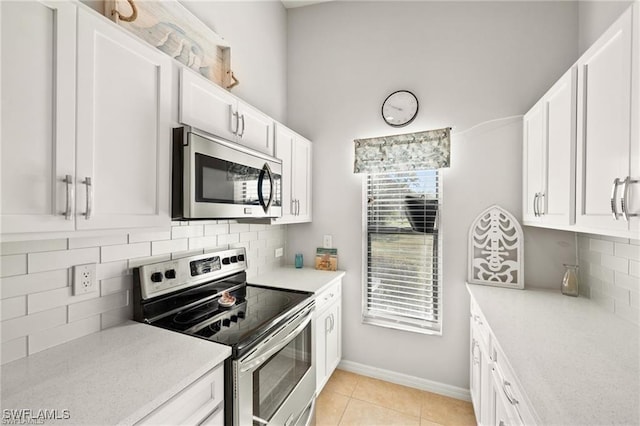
[138,364,224,426]
[315,278,342,393]
[469,296,536,425]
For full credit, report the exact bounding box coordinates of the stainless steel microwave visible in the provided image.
[172,127,282,220]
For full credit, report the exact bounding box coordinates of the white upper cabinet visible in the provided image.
[274,124,312,224]
[1,2,172,236]
[576,5,636,235]
[1,1,77,233]
[76,8,172,230]
[524,3,639,238]
[523,68,576,227]
[180,68,274,156]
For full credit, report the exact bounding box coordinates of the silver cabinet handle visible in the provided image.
[83,177,93,220]
[238,114,246,138]
[538,192,545,216]
[325,315,331,333]
[502,380,519,406]
[533,193,539,217]
[62,175,74,220]
[231,108,239,135]
[611,178,622,220]
[621,176,639,221]
[296,199,300,216]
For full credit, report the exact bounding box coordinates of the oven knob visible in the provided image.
[165,269,176,279]
[230,315,238,322]
[238,254,245,262]
[150,272,163,283]
[237,311,245,319]
[222,318,231,327]
[230,256,238,263]
[222,257,230,265]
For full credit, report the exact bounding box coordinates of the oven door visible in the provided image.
[233,303,316,426]
[184,131,282,219]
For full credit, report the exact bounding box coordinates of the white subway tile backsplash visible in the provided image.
[1,337,27,365]
[28,315,101,355]
[151,238,188,256]
[128,230,171,243]
[171,225,204,239]
[1,307,66,343]
[614,243,640,261]
[0,254,27,277]
[1,239,67,256]
[68,291,129,322]
[590,238,614,254]
[1,269,68,299]
[600,253,629,274]
[0,221,284,363]
[188,236,218,251]
[630,261,640,278]
[27,286,99,314]
[204,224,229,236]
[29,248,100,274]
[2,296,26,321]
[96,260,129,281]
[101,275,132,296]
[68,235,127,249]
[579,234,640,324]
[101,242,150,263]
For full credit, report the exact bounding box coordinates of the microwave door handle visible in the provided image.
[257,163,274,213]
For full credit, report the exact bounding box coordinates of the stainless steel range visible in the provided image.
[133,248,316,426]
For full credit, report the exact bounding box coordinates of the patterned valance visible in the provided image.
[353,128,450,174]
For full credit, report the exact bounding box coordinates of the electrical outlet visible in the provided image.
[275,247,284,258]
[323,235,332,248]
[73,263,97,295]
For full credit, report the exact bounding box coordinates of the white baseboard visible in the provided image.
[337,359,471,402]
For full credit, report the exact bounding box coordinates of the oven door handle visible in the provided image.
[240,309,313,374]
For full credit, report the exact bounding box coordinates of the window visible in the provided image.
[362,170,441,335]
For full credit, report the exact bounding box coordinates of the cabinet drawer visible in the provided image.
[491,341,536,425]
[470,298,491,350]
[137,364,224,426]
[315,279,342,313]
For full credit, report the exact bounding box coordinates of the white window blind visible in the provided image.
[363,170,441,334]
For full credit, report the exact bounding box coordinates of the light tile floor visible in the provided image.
[316,369,477,426]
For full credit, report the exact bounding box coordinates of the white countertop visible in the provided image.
[467,284,639,425]
[1,321,230,425]
[250,266,346,294]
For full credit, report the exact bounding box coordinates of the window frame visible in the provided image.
[360,171,443,336]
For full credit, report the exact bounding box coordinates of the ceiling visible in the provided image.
[281,0,334,9]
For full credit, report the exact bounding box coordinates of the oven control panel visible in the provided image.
[136,248,247,300]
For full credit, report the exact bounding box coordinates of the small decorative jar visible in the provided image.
[561,264,579,297]
[295,253,303,269]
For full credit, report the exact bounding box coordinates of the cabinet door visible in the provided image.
[292,136,312,222]
[315,308,328,394]
[275,125,295,220]
[180,67,238,142]
[542,67,576,226]
[470,323,482,417]
[576,7,632,232]
[324,301,341,376]
[522,101,544,224]
[237,102,274,156]
[76,8,171,230]
[1,1,76,233]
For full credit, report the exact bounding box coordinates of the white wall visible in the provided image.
[578,1,633,55]
[286,1,579,390]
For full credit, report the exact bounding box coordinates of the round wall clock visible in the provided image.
[381,90,419,127]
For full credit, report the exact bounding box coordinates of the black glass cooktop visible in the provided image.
[151,283,312,357]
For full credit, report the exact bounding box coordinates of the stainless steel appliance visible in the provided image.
[172,126,282,220]
[133,248,315,426]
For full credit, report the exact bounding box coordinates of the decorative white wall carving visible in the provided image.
[468,205,524,289]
